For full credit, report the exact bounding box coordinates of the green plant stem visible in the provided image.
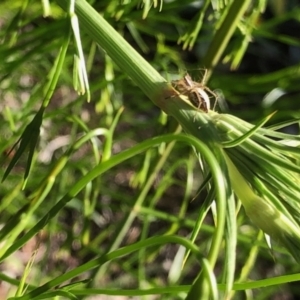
[55,0,171,106]
[13,236,203,300]
[0,133,224,263]
[202,0,252,79]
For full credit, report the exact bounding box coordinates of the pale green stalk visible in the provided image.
[56,0,171,107]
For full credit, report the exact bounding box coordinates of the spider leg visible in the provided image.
[201,68,208,85]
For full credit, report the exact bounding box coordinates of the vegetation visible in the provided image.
[1,0,300,299]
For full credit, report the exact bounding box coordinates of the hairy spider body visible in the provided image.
[172,71,216,113]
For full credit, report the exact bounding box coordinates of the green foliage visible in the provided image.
[1,0,300,299]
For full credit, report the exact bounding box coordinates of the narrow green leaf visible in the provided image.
[222,111,276,148]
[2,107,44,184]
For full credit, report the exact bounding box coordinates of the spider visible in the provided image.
[172,70,217,113]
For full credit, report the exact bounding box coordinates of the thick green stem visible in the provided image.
[203,0,252,79]
[56,0,171,106]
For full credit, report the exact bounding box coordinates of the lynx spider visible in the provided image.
[172,70,217,113]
